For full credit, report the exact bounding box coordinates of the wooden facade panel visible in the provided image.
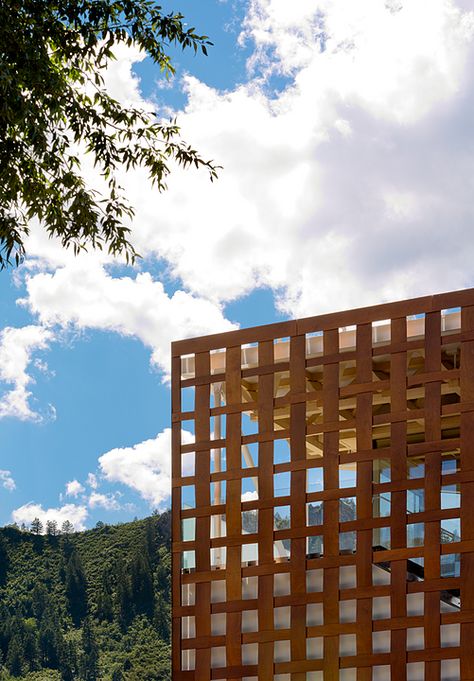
[172,289,472,680]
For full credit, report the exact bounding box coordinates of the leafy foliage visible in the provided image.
[0,0,219,267]
[0,513,171,680]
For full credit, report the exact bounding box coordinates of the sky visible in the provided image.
[1,0,474,531]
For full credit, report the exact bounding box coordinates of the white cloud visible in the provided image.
[87,473,99,489]
[14,0,474,384]
[98,428,194,508]
[21,264,237,377]
[0,470,16,492]
[88,492,121,511]
[12,502,88,532]
[0,326,53,421]
[65,480,85,498]
[98,0,474,319]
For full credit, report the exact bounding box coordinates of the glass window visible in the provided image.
[307,467,324,493]
[274,505,291,529]
[242,509,258,534]
[339,531,356,554]
[373,492,391,517]
[242,576,258,599]
[242,543,258,566]
[306,502,323,526]
[407,488,424,514]
[242,442,258,468]
[441,517,460,543]
[274,606,290,629]
[181,649,195,671]
[181,517,195,542]
[210,547,226,570]
[242,476,258,502]
[339,497,356,522]
[242,643,258,665]
[242,609,258,633]
[210,580,226,603]
[210,447,226,473]
[306,637,323,659]
[181,451,195,477]
[210,514,226,538]
[210,480,226,505]
[407,458,424,479]
[181,485,195,510]
[307,535,324,558]
[373,526,390,550]
[210,646,226,669]
[339,463,357,488]
[211,613,226,636]
[441,484,460,509]
[181,550,195,571]
[441,553,460,578]
[407,523,424,548]
[373,458,391,483]
[274,539,291,562]
[274,439,291,464]
[274,471,290,497]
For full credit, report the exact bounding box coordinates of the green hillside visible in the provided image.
[0,512,171,680]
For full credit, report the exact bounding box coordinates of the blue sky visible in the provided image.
[1,0,474,530]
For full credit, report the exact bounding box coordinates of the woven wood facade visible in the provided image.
[171,289,474,681]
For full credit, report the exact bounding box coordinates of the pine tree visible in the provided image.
[114,560,132,629]
[31,582,48,619]
[0,535,8,586]
[46,519,59,536]
[80,617,99,681]
[23,622,40,672]
[30,517,43,535]
[61,520,75,535]
[59,639,78,681]
[96,570,114,622]
[65,548,88,626]
[6,631,24,677]
[130,545,154,618]
[153,592,170,642]
[39,605,62,669]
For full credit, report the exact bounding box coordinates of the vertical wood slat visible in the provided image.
[389,317,408,680]
[194,352,211,681]
[356,323,373,681]
[225,346,243,670]
[172,355,183,675]
[460,306,474,681]
[289,335,307,680]
[258,340,275,680]
[323,328,340,681]
[424,312,442,681]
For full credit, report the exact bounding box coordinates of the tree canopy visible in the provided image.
[0,0,218,267]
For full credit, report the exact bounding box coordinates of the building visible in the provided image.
[171,289,474,681]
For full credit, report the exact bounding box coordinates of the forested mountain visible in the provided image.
[0,512,171,680]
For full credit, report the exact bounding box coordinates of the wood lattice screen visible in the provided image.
[171,289,474,681]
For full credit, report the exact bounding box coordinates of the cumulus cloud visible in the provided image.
[0,325,54,421]
[65,480,85,498]
[0,470,16,492]
[21,264,237,377]
[100,0,474,317]
[12,502,88,532]
[98,428,194,508]
[88,492,121,511]
[11,0,474,419]
[87,473,98,490]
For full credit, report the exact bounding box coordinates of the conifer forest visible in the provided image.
[0,512,171,680]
